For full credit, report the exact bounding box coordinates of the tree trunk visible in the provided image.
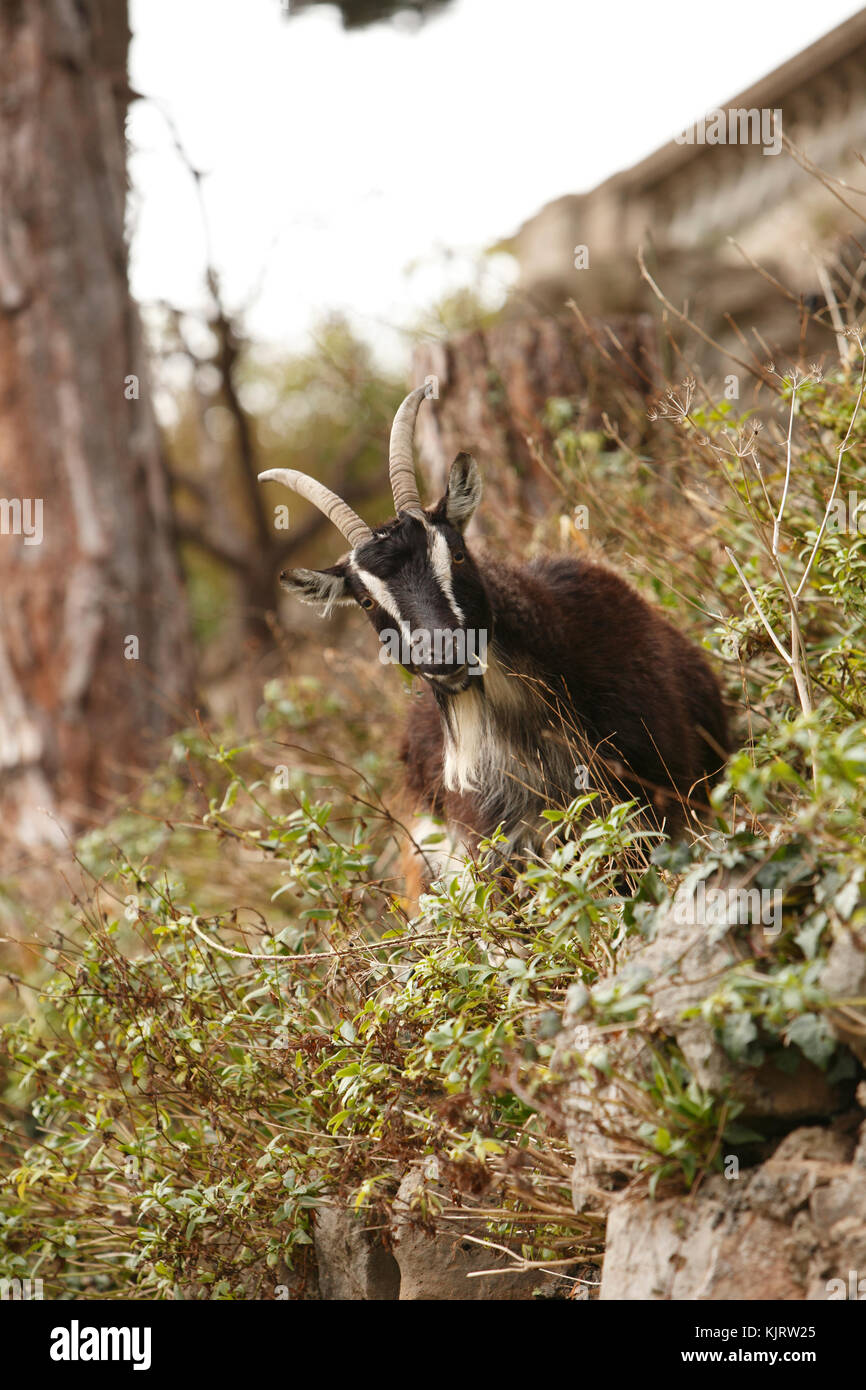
[411,312,660,538]
[0,0,193,850]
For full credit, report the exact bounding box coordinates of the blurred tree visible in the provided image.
[0,0,193,851]
[159,306,404,671]
[410,311,660,533]
[285,0,453,29]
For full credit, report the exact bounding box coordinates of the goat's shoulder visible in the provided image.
[527,551,647,609]
[478,548,651,636]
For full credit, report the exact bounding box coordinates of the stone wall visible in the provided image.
[508,12,866,370]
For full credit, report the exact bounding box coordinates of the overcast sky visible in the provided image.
[128,0,866,369]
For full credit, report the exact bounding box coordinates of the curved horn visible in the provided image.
[389,385,427,516]
[257,469,373,549]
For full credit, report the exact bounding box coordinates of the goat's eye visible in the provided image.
[452,550,465,565]
[360,596,375,610]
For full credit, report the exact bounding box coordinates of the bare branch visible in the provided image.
[637,247,776,390]
[724,547,792,667]
[172,521,250,573]
[774,376,799,555]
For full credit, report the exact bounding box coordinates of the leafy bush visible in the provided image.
[2,340,865,1299]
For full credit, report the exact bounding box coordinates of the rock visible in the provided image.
[313,1205,400,1301]
[628,907,845,1119]
[747,1126,853,1222]
[601,1189,804,1300]
[600,1124,866,1300]
[554,881,851,1212]
[822,926,866,1064]
[554,1024,657,1212]
[391,1161,541,1301]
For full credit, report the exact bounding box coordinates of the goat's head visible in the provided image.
[259,387,491,693]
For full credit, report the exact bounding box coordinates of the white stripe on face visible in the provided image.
[349,557,413,648]
[429,529,465,625]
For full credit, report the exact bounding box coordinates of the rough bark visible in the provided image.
[0,0,193,849]
[410,312,660,538]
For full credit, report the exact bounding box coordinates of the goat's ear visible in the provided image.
[444,452,482,528]
[280,565,352,616]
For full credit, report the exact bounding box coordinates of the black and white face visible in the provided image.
[281,453,491,694]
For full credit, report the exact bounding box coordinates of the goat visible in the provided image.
[259,387,728,881]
